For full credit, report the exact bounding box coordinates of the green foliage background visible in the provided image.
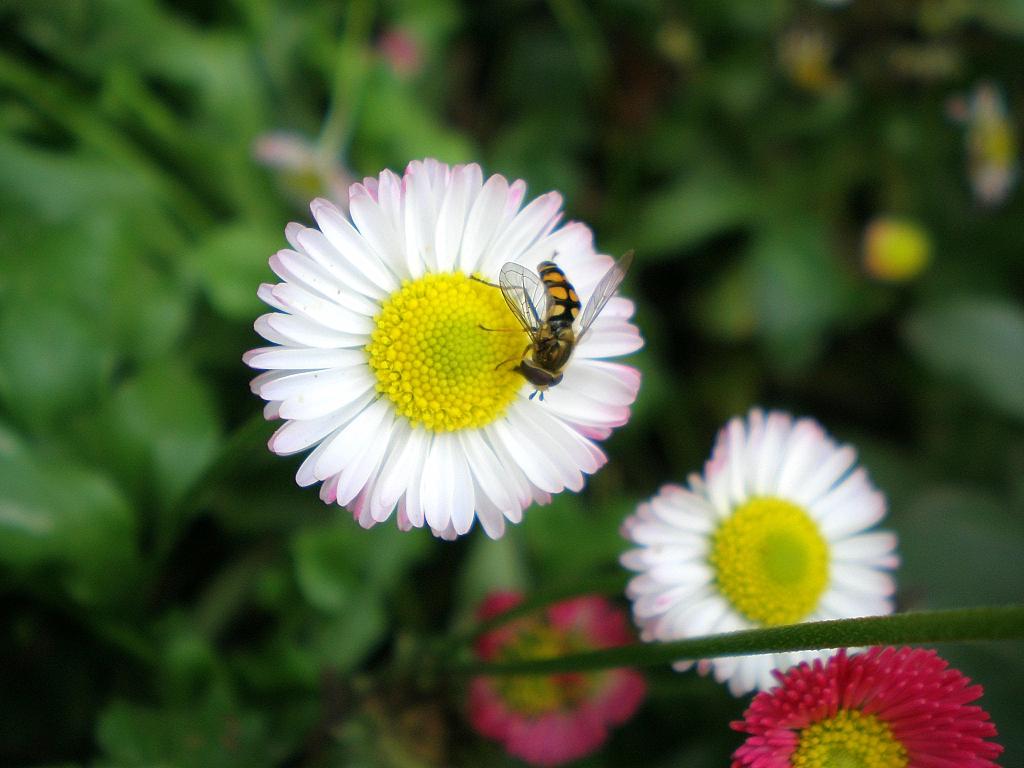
[1,0,1022,765]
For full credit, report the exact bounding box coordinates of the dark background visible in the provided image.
[1,0,1022,765]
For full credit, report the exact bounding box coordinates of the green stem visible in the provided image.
[447,605,1024,676]
[317,0,375,168]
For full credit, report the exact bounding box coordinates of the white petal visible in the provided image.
[458,429,517,513]
[753,411,793,495]
[830,563,896,597]
[264,367,375,420]
[724,416,748,508]
[334,411,397,506]
[813,469,886,538]
[473,489,507,539]
[257,283,287,312]
[817,586,889,618]
[269,249,379,317]
[830,531,899,566]
[541,385,631,432]
[295,435,337,487]
[460,174,509,276]
[294,225,387,300]
[503,179,527,225]
[520,221,594,270]
[420,432,472,532]
[403,164,441,275]
[627,579,713,619]
[574,324,644,359]
[258,313,364,349]
[790,445,857,508]
[243,346,365,371]
[483,191,563,273]
[376,170,407,255]
[481,424,535,509]
[775,420,831,500]
[268,390,374,455]
[376,426,429,516]
[506,404,584,492]
[434,164,476,272]
[312,196,400,292]
[400,433,431,529]
[490,414,564,494]
[561,359,641,406]
[270,282,375,336]
[312,398,392,481]
[515,403,606,477]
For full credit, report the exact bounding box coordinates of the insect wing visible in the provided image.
[576,250,634,341]
[498,262,550,337]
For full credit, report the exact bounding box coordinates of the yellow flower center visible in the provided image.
[793,710,908,768]
[496,626,592,715]
[366,272,527,432]
[710,497,829,626]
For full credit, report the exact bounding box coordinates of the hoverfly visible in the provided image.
[493,250,634,400]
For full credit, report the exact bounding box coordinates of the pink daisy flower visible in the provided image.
[731,647,1003,768]
[469,592,646,766]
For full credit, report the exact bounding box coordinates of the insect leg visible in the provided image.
[493,343,531,371]
[468,275,501,289]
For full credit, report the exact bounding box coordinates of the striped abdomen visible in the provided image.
[537,260,581,327]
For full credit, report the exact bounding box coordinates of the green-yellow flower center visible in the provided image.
[366,272,527,432]
[496,626,592,715]
[793,710,908,768]
[710,496,829,626]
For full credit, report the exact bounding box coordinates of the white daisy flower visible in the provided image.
[244,159,642,540]
[620,409,899,696]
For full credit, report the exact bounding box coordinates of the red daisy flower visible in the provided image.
[731,647,1003,768]
[469,592,646,766]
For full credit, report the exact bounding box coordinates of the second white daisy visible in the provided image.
[620,409,898,696]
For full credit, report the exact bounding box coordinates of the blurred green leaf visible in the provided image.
[0,138,163,221]
[0,427,140,607]
[313,590,389,669]
[522,493,630,585]
[455,533,529,620]
[749,220,853,371]
[293,519,427,613]
[905,298,1024,420]
[188,223,279,320]
[355,67,475,170]
[695,259,759,341]
[898,487,1024,609]
[624,168,756,258]
[973,0,1024,34]
[291,520,429,671]
[95,699,277,768]
[0,300,116,435]
[78,363,221,512]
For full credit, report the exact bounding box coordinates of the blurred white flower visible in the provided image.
[621,409,898,696]
[253,132,352,206]
[948,82,1018,207]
